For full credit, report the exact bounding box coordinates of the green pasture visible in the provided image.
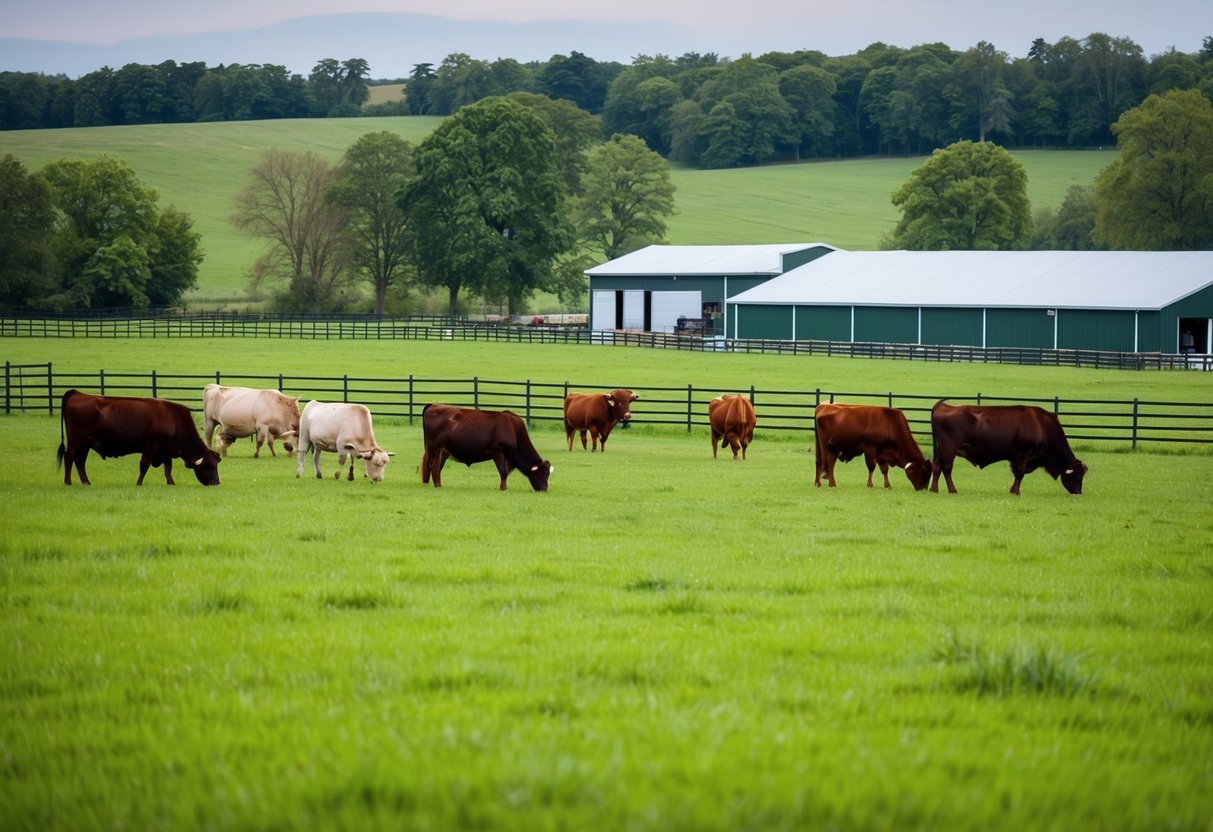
[0,119,1117,308]
[2,338,1212,828]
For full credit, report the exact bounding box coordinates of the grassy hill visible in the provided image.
[0,119,1117,309]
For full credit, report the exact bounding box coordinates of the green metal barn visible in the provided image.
[726,250,1213,354]
[585,243,836,336]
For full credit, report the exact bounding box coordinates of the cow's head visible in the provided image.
[609,389,638,422]
[525,460,554,492]
[279,429,298,454]
[903,460,931,491]
[354,445,391,483]
[186,448,222,486]
[1061,460,1087,494]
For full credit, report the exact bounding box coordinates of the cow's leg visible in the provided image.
[163,458,175,486]
[1009,462,1026,495]
[813,433,824,487]
[420,449,431,483]
[711,430,720,458]
[590,428,601,452]
[879,461,892,489]
[346,453,355,482]
[826,450,839,487]
[204,414,216,449]
[936,456,959,494]
[864,449,876,488]
[564,423,574,452]
[67,444,91,485]
[313,447,325,480]
[492,454,512,490]
[431,450,448,487]
[579,429,588,450]
[295,442,308,478]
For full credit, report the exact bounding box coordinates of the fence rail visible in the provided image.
[3,314,1211,371]
[6,362,1212,449]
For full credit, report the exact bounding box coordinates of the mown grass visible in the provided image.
[3,339,1213,829]
[0,119,1117,307]
[2,400,1212,830]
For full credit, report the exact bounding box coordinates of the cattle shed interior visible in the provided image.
[586,246,1213,354]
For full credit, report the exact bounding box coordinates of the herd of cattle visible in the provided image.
[55,383,1087,495]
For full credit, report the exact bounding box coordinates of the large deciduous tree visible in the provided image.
[230,149,353,311]
[889,140,1031,250]
[400,97,574,316]
[576,133,676,261]
[38,155,202,309]
[1094,89,1213,250]
[329,131,416,315]
[0,154,57,306]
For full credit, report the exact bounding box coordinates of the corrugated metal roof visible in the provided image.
[727,250,1213,310]
[586,243,835,277]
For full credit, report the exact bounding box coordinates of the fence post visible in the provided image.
[343,375,349,403]
[151,369,158,399]
[474,377,479,410]
[976,392,981,405]
[47,362,53,414]
[888,391,893,407]
[3,361,8,415]
[278,373,284,391]
[1053,396,1059,414]
[815,387,821,407]
[100,368,105,396]
[687,384,693,432]
[408,375,414,425]
[215,370,221,384]
[1132,398,1139,450]
[526,379,532,425]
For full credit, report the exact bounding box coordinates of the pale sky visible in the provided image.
[4,0,1208,57]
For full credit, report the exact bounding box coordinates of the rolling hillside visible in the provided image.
[0,119,1117,309]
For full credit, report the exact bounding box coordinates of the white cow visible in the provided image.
[296,400,391,483]
[203,384,300,458]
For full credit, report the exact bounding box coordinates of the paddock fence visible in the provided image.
[3,313,1211,371]
[6,362,1212,449]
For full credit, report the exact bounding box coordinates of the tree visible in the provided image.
[889,140,1032,250]
[400,97,573,315]
[1094,89,1213,250]
[779,64,838,160]
[38,155,201,309]
[0,154,57,306]
[576,133,676,261]
[504,92,602,195]
[1031,185,1100,250]
[330,132,416,315]
[954,41,1014,142]
[230,149,354,311]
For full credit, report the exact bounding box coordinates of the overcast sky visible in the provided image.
[6,0,1208,57]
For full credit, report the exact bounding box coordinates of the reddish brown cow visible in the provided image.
[563,389,638,452]
[57,389,221,486]
[709,394,756,460]
[930,400,1087,495]
[814,403,931,490]
[421,403,553,491]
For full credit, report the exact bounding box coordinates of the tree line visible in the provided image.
[2,34,1212,168]
[1,94,676,316]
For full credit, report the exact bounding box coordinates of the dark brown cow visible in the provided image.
[57,389,221,486]
[420,403,553,491]
[709,394,756,460]
[814,403,931,490]
[930,400,1087,495]
[563,389,638,452]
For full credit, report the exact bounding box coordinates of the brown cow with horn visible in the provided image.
[814,402,931,490]
[562,388,638,452]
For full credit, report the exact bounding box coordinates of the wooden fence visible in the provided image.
[6,362,1212,449]
[3,314,1211,371]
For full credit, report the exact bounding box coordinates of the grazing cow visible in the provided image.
[295,401,391,483]
[709,394,756,460]
[930,400,1087,495]
[421,403,553,491]
[56,389,221,486]
[203,383,300,458]
[814,403,931,490]
[563,389,638,452]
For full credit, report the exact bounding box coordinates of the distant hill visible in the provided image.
[0,12,697,79]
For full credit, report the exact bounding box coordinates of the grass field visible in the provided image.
[1,339,1211,829]
[0,119,1117,309]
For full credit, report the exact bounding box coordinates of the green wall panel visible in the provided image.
[921,308,983,346]
[1057,309,1136,351]
[793,306,851,341]
[985,308,1055,349]
[736,305,793,340]
[854,306,917,344]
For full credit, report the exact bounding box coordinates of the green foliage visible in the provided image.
[1095,88,1213,250]
[330,131,416,315]
[504,92,603,195]
[575,133,676,261]
[34,155,201,309]
[890,140,1032,250]
[403,98,574,315]
[1031,184,1101,250]
[0,154,57,305]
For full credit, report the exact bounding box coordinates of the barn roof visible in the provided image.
[727,250,1213,311]
[585,243,836,277]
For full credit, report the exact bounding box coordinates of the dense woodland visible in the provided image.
[2,34,1212,168]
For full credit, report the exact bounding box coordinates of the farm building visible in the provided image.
[725,250,1213,354]
[584,243,836,335]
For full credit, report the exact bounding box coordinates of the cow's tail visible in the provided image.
[56,389,76,470]
[929,399,948,458]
